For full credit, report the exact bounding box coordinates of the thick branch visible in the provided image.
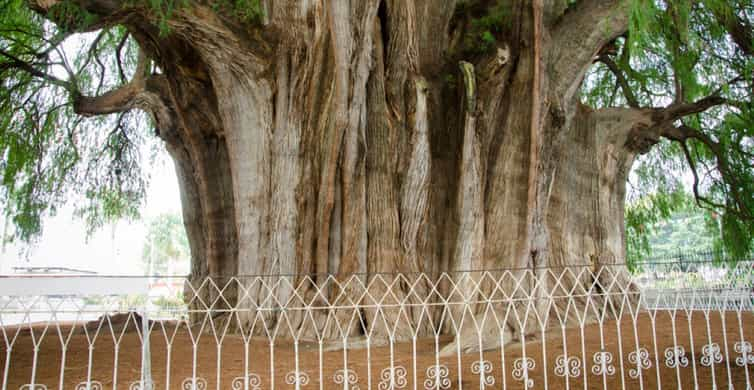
[621,94,726,153]
[2,37,168,128]
[28,0,128,31]
[651,95,726,124]
[73,83,139,116]
[549,0,630,105]
[73,72,173,132]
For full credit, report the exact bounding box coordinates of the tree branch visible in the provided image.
[76,29,107,75]
[2,35,167,127]
[115,32,130,83]
[0,49,74,91]
[549,0,630,105]
[73,70,169,124]
[72,82,141,116]
[28,0,133,34]
[678,140,710,208]
[597,53,639,107]
[617,93,728,154]
[651,95,726,124]
[662,124,752,221]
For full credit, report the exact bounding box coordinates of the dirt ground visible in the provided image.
[2,311,753,389]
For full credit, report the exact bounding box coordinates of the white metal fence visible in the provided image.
[1,261,753,389]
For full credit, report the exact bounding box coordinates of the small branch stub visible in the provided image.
[458,61,477,114]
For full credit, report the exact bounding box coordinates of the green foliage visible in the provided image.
[0,0,259,244]
[454,0,511,56]
[146,0,264,34]
[145,0,190,35]
[141,213,189,275]
[626,191,722,262]
[47,2,99,32]
[213,0,265,25]
[650,212,717,255]
[625,188,689,264]
[582,0,754,261]
[0,0,152,242]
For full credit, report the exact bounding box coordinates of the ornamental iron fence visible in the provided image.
[1,260,753,389]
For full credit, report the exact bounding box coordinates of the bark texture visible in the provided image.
[34,0,671,349]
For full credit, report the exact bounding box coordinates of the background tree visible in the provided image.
[141,212,189,275]
[0,0,752,347]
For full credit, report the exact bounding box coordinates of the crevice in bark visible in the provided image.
[377,0,389,64]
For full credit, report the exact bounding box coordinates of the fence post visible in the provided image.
[141,302,152,389]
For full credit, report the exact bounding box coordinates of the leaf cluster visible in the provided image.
[0,0,154,242]
[452,0,511,57]
[144,0,264,34]
[582,0,754,260]
[141,212,189,275]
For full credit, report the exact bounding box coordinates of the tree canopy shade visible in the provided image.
[0,0,753,345]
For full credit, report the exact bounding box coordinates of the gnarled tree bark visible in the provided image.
[31,0,708,350]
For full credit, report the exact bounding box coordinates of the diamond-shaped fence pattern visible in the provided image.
[0,260,753,389]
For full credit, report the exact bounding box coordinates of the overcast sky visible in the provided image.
[0,153,182,275]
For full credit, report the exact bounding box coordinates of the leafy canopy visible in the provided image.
[0,0,264,244]
[0,0,153,242]
[582,0,754,259]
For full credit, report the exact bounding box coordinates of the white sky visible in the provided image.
[0,153,182,275]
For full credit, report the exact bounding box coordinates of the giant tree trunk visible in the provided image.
[65,0,659,348]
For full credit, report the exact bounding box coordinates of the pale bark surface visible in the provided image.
[30,0,695,348]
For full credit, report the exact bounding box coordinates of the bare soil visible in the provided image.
[2,311,753,389]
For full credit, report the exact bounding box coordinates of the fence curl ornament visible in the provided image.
[181,377,207,390]
[735,341,754,367]
[19,385,47,390]
[554,355,581,378]
[231,374,262,390]
[333,369,359,389]
[591,351,616,376]
[664,346,689,368]
[128,380,153,390]
[74,381,103,390]
[423,365,450,390]
[701,343,723,367]
[512,357,535,389]
[285,371,310,387]
[628,348,651,379]
[378,366,407,390]
[471,360,494,386]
